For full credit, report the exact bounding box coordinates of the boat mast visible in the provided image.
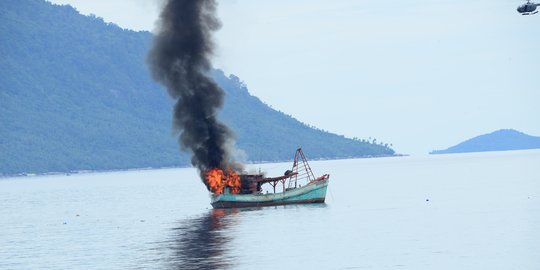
[289,148,316,189]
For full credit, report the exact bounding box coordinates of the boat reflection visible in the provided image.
[166,209,239,270]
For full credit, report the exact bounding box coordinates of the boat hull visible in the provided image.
[211,177,329,208]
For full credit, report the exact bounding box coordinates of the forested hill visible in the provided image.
[430,129,540,154]
[0,0,394,175]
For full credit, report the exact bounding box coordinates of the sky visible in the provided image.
[47,0,540,155]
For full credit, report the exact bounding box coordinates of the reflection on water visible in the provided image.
[165,209,240,270]
[3,152,538,269]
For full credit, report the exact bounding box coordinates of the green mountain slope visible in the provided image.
[430,129,540,154]
[0,0,394,175]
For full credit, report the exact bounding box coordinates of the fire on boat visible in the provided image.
[205,148,330,209]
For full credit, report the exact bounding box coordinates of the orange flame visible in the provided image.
[225,169,241,194]
[206,168,224,195]
[205,168,241,195]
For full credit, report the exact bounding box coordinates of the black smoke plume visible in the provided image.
[147,0,240,186]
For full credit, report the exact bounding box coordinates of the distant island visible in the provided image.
[0,0,394,176]
[430,129,540,154]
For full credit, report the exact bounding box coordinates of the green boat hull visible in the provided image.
[211,177,329,208]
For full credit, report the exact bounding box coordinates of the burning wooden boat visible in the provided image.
[208,148,330,208]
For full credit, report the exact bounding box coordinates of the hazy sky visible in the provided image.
[47,0,540,155]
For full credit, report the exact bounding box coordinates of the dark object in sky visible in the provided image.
[147,0,241,189]
[517,0,539,15]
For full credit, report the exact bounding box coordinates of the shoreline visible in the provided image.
[0,154,405,179]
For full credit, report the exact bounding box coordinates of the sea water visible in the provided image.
[1,150,539,269]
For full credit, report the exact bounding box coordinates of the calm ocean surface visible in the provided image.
[1,150,539,269]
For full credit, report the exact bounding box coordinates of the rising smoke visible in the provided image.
[147,0,240,186]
